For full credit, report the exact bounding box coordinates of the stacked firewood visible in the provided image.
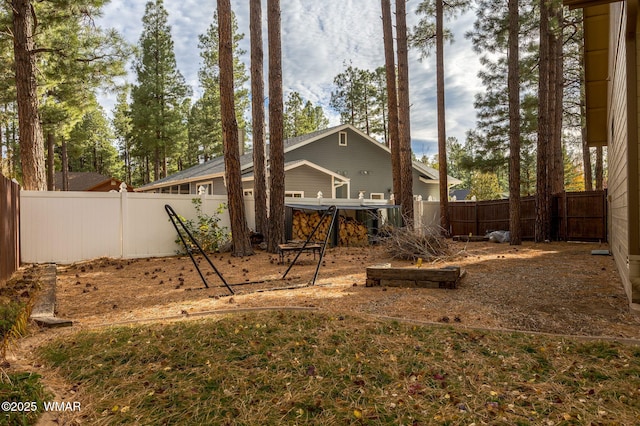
[291,210,369,246]
[337,216,369,246]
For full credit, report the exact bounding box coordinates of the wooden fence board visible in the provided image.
[0,174,20,283]
[555,190,607,241]
[448,191,606,242]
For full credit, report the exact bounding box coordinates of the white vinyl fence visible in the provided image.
[20,191,440,264]
[21,191,254,264]
[413,200,441,233]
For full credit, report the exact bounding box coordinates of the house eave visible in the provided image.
[135,172,225,192]
[563,1,611,147]
[564,0,620,10]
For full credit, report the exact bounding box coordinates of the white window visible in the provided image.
[285,191,304,198]
[370,193,385,200]
[243,189,254,197]
[338,131,348,146]
[193,181,213,195]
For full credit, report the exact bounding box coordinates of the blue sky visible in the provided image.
[97,0,483,159]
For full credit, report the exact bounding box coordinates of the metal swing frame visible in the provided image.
[165,204,338,295]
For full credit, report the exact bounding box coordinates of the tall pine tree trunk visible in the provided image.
[250,0,268,238]
[550,4,564,195]
[0,123,4,176]
[46,131,54,190]
[580,96,593,191]
[535,0,551,242]
[396,0,414,226]
[61,139,69,191]
[436,0,450,235]
[579,35,592,191]
[125,141,132,185]
[12,0,46,190]
[595,146,603,189]
[381,0,401,203]
[267,0,285,253]
[154,145,160,181]
[508,0,521,245]
[219,0,253,257]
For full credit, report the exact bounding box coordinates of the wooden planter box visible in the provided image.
[366,265,462,289]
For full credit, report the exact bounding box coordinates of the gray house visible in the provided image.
[137,124,460,200]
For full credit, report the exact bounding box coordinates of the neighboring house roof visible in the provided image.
[450,189,471,200]
[137,124,461,191]
[53,172,132,192]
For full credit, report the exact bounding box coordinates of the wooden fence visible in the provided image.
[553,190,607,241]
[449,190,607,241]
[0,174,20,283]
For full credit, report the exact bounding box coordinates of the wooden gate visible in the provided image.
[554,190,607,241]
[0,174,20,283]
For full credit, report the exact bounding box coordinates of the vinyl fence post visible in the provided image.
[120,183,128,259]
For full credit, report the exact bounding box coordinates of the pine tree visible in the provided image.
[330,64,368,131]
[469,171,503,200]
[465,0,540,192]
[250,0,268,238]
[267,0,285,253]
[218,0,253,257]
[67,106,122,177]
[112,88,134,184]
[11,0,46,190]
[535,0,551,242]
[195,9,249,162]
[562,8,591,190]
[5,0,130,189]
[284,92,329,138]
[381,0,401,204]
[130,0,190,184]
[396,0,414,226]
[412,0,471,234]
[508,0,522,245]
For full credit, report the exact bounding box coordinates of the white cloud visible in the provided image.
[96,0,483,150]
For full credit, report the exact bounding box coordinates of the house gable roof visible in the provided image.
[283,124,444,181]
[54,172,126,191]
[138,123,460,190]
[241,159,351,183]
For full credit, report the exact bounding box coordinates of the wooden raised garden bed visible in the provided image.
[366,264,462,289]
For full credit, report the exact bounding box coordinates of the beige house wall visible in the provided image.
[609,2,632,300]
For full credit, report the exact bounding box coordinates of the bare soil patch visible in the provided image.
[53,241,640,338]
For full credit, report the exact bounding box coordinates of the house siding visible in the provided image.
[284,128,438,199]
[413,179,440,200]
[609,2,630,299]
[137,125,449,201]
[607,1,640,305]
[285,165,332,198]
[632,3,640,304]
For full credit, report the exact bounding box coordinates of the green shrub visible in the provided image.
[174,198,230,253]
[0,301,24,339]
[0,371,50,426]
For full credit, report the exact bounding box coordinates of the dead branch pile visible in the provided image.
[382,226,451,261]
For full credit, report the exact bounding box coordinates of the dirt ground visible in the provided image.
[50,240,640,339]
[3,240,640,426]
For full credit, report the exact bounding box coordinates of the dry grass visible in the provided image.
[38,310,640,425]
